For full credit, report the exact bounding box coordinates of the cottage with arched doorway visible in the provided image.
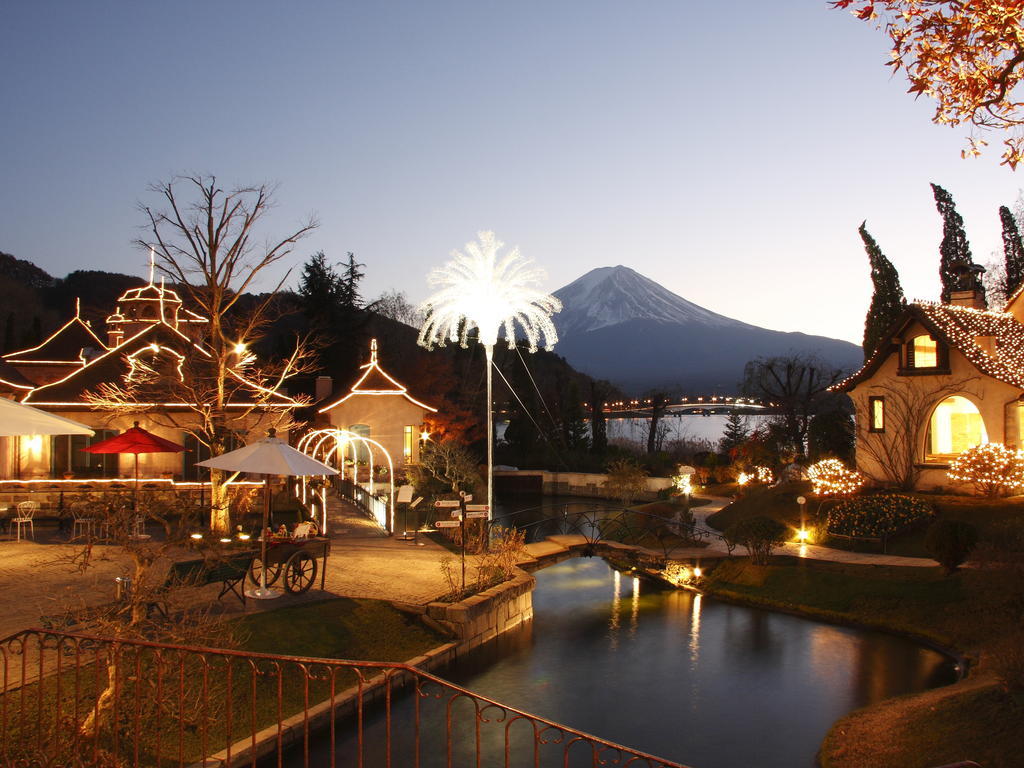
[836,283,1024,490]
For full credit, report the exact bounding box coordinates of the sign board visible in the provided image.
[435,520,460,528]
[396,485,414,504]
[465,511,488,519]
[410,497,423,509]
[451,510,463,518]
[465,504,489,512]
[434,500,461,508]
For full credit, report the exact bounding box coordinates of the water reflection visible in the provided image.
[291,557,957,768]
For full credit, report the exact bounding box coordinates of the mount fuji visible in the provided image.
[550,266,861,393]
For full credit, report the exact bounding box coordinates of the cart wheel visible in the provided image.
[284,551,318,594]
[248,558,282,587]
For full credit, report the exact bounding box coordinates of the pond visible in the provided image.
[292,557,956,768]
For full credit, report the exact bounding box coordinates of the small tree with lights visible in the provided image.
[807,458,865,497]
[947,443,1024,497]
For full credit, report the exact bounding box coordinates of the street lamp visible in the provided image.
[796,495,808,542]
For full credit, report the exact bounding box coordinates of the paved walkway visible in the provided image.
[691,496,940,567]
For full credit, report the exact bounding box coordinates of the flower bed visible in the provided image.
[826,494,934,538]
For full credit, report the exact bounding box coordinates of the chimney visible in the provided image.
[949,290,988,310]
[315,376,333,403]
[107,328,123,348]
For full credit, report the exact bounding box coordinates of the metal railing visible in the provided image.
[335,478,391,533]
[0,628,691,768]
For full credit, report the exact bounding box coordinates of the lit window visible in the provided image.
[868,396,884,432]
[911,335,938,367]
[927,395,987,458]
[403,425,413,458]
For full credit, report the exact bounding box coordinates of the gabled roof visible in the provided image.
[0,360,34,391]
[4,303,106,364]
[834,301,1024,391]
[23,321,297,407]
[318,339,438,413]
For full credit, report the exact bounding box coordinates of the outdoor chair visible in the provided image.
[13,501,38,541]
[70,503,95,540]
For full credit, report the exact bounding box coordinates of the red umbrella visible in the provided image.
[84,422,185,508]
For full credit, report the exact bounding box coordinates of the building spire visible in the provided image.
[74,297,80,318]
[370,338,378,364]
[148,247,156,285]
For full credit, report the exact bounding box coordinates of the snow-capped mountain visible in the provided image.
[551,266,861,393]
[553,266,750,336]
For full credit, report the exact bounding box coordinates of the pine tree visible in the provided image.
[560,380,590,452]
[719,412,749,455]
[931,183,976,303]
[1001,205,1024,300]
[298,251,342,318]
[859,222,907,361]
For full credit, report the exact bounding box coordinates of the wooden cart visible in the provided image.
[247,536,330,594]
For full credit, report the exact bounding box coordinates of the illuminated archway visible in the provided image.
[296,428,395,533]
[926,395,988,459]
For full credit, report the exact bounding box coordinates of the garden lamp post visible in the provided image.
[796,495,807,542]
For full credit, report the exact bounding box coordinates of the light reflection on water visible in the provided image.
[290,557,957,768]
[442,557,957,768]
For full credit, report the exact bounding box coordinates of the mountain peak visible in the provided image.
[552,265,741,336]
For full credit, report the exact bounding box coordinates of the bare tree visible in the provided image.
[645,390,671,454]
[854,376,980,489]
[89,176,318,533]
[370,289,424,327]
[743,354,847,457]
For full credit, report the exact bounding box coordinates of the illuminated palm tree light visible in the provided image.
[418,231,561,517]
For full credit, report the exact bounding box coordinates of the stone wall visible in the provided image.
[423,569,535,652]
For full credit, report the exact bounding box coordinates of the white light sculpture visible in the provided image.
[418,231,561,518]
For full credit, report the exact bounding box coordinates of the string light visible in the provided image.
[807,458,865,496]
[318,339,437,413]
[835,300,1024,391]
[947,443,1024,496]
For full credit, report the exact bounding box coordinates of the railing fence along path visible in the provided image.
[0,629,691,768]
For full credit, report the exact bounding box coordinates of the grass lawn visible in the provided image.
[820,676,1024,768]
[704,481,809,534]
[232,597,446,661]
[703,556,1024,766]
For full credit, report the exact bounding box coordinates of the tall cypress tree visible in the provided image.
[859,222,907,361]
[1001,205,1024,300]
[931,183,975,303]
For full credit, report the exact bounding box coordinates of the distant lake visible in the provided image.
[499,413,770,451]
[606,413,770,449]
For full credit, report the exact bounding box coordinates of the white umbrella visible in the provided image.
[197,429,338,600]
[0,398,94,436]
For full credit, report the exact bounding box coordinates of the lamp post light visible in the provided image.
[796,495,808,542]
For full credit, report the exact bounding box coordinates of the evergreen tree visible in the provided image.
[298,251,342,315]
[719,412,749,455]
[931,183,977,303]
[859,222,907,361]
[560,380,590,452]
[1001,205,1024,300]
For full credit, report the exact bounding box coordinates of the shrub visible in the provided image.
[723,515,787,565]
[826,494,933,538]
[604,458,649,505]
[947,443,1024,497]
[925,519,979,574]
[806,459,865,496]
[990,632,1024,692]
